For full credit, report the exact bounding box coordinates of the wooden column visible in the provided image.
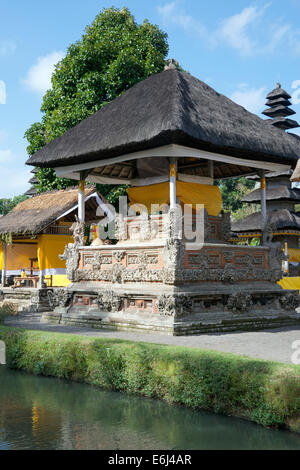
[169,158,177,209]
[78,172,85,224]
[260,172,267,244]
[2,242,7,287]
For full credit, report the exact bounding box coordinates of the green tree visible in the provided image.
[216,177,256,218]
[0,195,28,216]
[25,7,169,199]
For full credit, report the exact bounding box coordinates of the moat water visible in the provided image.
[0,366,300,450]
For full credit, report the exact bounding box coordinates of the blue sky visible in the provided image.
[1,0,300,198]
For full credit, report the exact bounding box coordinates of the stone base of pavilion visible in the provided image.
[0,287,53,314]
[39,213,300,335]
[42,283,300,336]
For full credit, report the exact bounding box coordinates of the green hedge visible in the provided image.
[1,326,300,433]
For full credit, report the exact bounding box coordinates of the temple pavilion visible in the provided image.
[25,66,300,335]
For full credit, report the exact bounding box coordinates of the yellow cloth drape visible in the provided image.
[288,248,300,263]
[128,182,222,216]
[278,277,300,293]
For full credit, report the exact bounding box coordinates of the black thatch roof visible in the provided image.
[24,187,38,196]
[26,70,300,172]
[247,169,293,181]
[0,187,100,236]
[242,186,300,203]
[232,209,300,232]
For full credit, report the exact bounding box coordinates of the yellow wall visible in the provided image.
[0,240,38,274]
[37,234,72,287]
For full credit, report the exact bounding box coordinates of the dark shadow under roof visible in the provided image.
[26,70,300,170]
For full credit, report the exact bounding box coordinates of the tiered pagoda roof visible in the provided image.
[262,83,299,130]
[24,167,38,197]
[232,83,300,238]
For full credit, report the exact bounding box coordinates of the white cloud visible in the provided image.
[0,149,14,163]
[0,149,31,198]
[230,85,266,113]
[0,80,6,104]
[157,2,294,57]
[157,1,207,37]
[0,167,31,198]
[292,80,300,105]
[216,5,269,56]
[0,40,16,56]
[22,51,65,95]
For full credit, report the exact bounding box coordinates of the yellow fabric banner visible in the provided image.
[278,277,300,292]
[128,182,222,216]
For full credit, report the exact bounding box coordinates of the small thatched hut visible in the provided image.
[0,186,109,287]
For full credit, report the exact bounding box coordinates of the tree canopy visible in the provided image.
[216,177,257,219]
[25,7,169,200]
[0,195,28,216]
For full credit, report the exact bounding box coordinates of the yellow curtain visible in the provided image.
[278,277,300,293]
[128,182,222,216]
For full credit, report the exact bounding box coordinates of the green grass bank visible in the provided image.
[1,325,300,433]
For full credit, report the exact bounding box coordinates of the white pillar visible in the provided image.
[2,242,6,287]
[169,158,177,209]
[260,172,267,244]
[78,176,85,224]
[285,242,289,274]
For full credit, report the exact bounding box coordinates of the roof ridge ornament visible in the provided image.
[164,58,180,71]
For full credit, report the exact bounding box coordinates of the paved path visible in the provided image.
[4,314,300,364]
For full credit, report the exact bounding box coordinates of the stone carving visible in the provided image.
[221,264,235,284]
[111,263,125,283]
[97,291,123,312]
[115,215,127,241]
[157,294,192,317]
[127,253,158,265]
[279,292,300,310]
[220,212,232,242]
[47,289,72,309]
[59,243,80,281]
[267,242,287,283]
[70,216,85,246]
[113,251,125,263]
[164,238,185,267]
[226,292,253,313]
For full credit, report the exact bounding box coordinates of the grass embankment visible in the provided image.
[0,325,300,433]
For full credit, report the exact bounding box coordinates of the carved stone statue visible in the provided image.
[70,216,85,246]
[59,243,80,281]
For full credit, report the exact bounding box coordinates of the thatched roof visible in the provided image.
[232,209,300,232]
[247,169,293,181]
[0,187,100,236]
[242,186,300,203]
[26,70,300,176]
